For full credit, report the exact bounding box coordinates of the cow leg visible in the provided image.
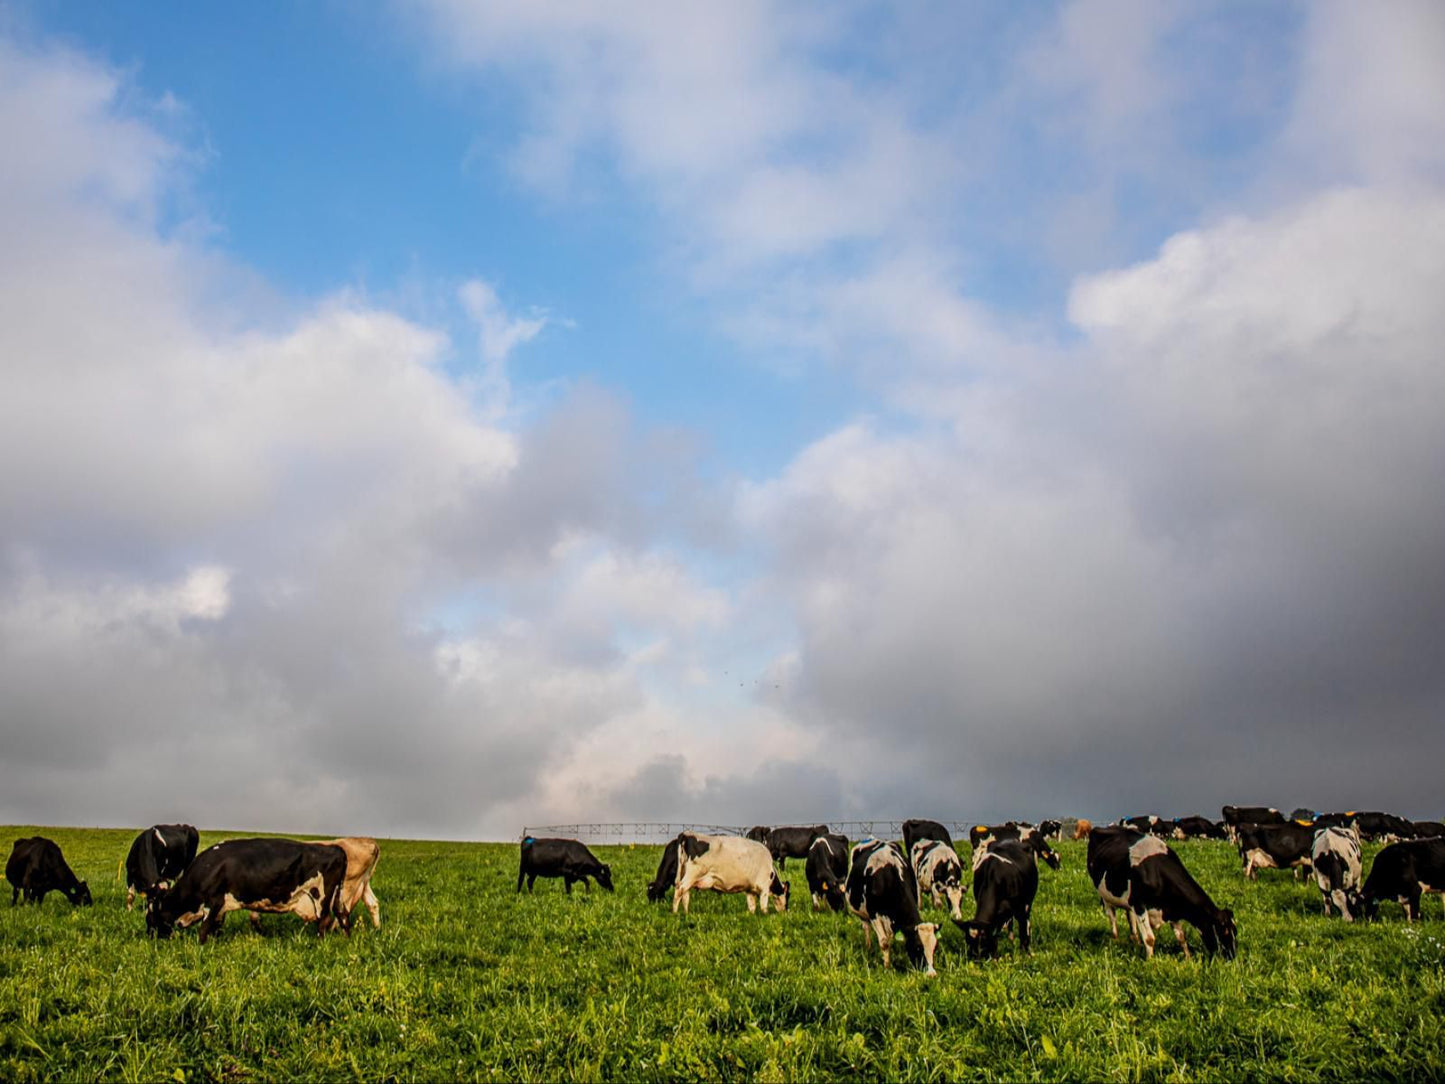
[527,874,537,892]
[125,886,136,911]
[563,876,573,895]
[516,864,526,893]
[363,884,381,928]
[1136,911,1156,959]
[1173,923,1191,959]
[747,893,758,914]
[1405,892,1420,922]
[9,886,16,906]
[1019,905,1032,955]
[872,919,892,968]
[249,911,262,932]
[197,902,226,945]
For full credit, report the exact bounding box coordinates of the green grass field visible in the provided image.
[2,826,1442,1082]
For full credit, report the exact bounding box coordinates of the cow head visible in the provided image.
[906,923,939,976]
[66,881,93,907]
[145,892,176,939]
[645,878,668,903]
[1356,891,1382,922]
[954,918,999,960]
[595,864,614,892]
[769,871,790,912]
[1204,908,1237,959]
[818,877,846,912]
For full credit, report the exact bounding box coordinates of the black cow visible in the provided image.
[1172,815,1227,840]
[7,837,91,907]
[969,823,1060,870]
[1413,821,1445,840]
[1360,838,1445,922]
[124,824,199,910]
[955,838,1038,959]
[805,833,850,912]
[1312,811,1357,830]
[1237,823,1315,880]
[517,837,613,894]
[901,818,955,853]
[146,838,349,943]
[1288,808,1317,823]
[1221,805,1285,841]
[1350,811,1417,843]
[766,825,829,867]
[745,825,771,845]
[846,839,938,974]
[647,836,683,903]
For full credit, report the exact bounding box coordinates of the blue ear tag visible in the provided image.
[523,836,535,844]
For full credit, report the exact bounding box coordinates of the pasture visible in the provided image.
[2,826,1443,1082]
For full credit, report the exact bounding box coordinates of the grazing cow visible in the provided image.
[745,825,771,845]
[1413,821,1445,840]
[1037,819,1063,841]
[1360,838,1445,922]
[805,834,850,911]
[1221,805,1285,840]
[1237,823,1315,880]
[766,825,829,867]
[1072,818,1094,841]
[1311,827,1364,921]
[846,839,938,974]
[1172,816,1227,841]
[1088,826,1145,942]
[1350,811,1416,843]
[517,837,613,894]
[647,836,684,903]
[1289,808,1317,823]
[673,833,789,914]
[969,823,1060,871]
[7,838,92,907]
[910,838,967,920]
[124,824,199,910]
[955,838,1038,959]
[1312,811,1357,830]
[1125,835,1236,959]
[318,837,381,928]
[901,818,955,853]
[146,838,349,943]
[1120,815,1169,837]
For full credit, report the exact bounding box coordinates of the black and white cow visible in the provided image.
[1090,828,1235,959]
[1311,826,1364,921]
[517,837,614,894]
[969,823,1061,871]
[124,824,199,910]
[846,839,938,974]
[1413,821,1445,840]
[1360,838,1445,922]
[673,833,789,914]
[1221,805,1285,841]
[955,838,1038,959]
[1119,815,1170,837]
[1036,819,1063,842]
[6,837,91,907]
[1171,816,1228,841]
[901,818,955,853]
[1237,823,1315,880]
[804,833,850,912]
[766,825,829,868]
[910,838,967,920]
[146,838,350,943]
[647,836,683,903]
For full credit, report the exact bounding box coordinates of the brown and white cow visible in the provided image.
[672,833,789,915]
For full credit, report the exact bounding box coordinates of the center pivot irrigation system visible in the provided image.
[517,820,1021,845]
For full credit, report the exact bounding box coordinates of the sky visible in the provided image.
[2,1,1443,839]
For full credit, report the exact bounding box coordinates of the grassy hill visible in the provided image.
[2,825,1442,1081]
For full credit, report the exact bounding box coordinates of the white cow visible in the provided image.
[672,833,789,915]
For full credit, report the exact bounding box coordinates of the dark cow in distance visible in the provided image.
[1413,821,1445,840]
[1090,827,1235,959]
[1237,823,1315,880]
[847,840,938,974]
[125,824,199,910]
[901,818,955,853]
[1120,815,1169,836]
[1349,811,1416,843]
[7,838,91,907]
[1037,819,1063,841]
[805,833,850,911]
[517,837,613,894]
[1221,805,1285,840]
[1360,838,1445,922]
[969,823,1060,870]
[1172,816,1227,840]
[766,825,829,867]
[745,825,771,845]
[146,838,349,943]
[647,836,683,903]
[956,838,1038,959]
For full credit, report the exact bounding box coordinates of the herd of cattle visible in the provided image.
[8,805,1444,976]
[5,828,381,943]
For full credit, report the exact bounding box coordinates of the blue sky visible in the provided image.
[2,2,1443,837]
